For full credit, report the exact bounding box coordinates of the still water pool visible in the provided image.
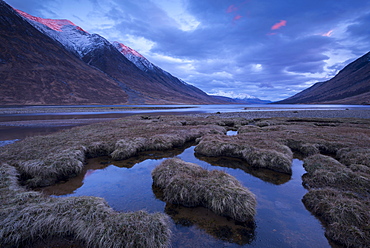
[40,145,332,248]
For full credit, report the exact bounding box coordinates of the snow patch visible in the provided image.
[112,41,154,72]
[16,8,108,58]
[15,9,87,33]
[210,90,259,100]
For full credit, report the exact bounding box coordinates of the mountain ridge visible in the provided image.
[277,52,370,105]
[0,0,131,105]
[0,0,226,105]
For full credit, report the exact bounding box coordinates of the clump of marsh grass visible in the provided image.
[15,147,86,187]
[110,129,223,160]
[302,154,370,195]
[152,158,257,222]
[302,188,370,247]
[0,164,171,248]
[194,135,293,174]
[337,147,370,168]
[303,154,347,174]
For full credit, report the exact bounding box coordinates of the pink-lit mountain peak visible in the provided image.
[15,9,87,33]
[113,41,145,59]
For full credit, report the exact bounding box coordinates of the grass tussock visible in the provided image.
[152,158,257,222]
[337,147,370,167]
[194,135,293,174]
[16,147,86,187]
[302,188,370,248]
[302,154,370,195]
[0,164,171,248]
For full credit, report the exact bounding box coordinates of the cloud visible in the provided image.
[233,15,242,21]
[271,20,287,30]
[322,30,333,37]
[226,5,238,13]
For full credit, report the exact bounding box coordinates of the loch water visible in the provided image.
[40,144,332,248]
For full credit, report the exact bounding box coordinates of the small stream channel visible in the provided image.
[39,139,332,247]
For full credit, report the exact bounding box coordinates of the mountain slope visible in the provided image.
[278,52,370,105]
[0,0,129,105]
[8,4,223,105]
[112,41,216,103]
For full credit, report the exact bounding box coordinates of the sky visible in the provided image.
[6,0,370,101]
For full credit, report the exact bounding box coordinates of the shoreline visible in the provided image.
[0,106,196,115]
[1,109,369,128]
[1,109,370,144]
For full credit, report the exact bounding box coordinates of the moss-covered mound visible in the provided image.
[152,158,257,222]
[195,134,293,174]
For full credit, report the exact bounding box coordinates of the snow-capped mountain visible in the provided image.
[0,1,130,105]
[16,8,179,83]
[112,41,188,85]
[1,1,224,105]
[112,41,154,72]
[16,9,110,59]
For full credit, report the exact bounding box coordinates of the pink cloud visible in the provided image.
[271,20,287,30]
[227,5,238,13]
[322,30,334,37]
[233,15,243,21]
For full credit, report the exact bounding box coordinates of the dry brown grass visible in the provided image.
[1,115,370,247]
[0,115,226,188]
[302,153,370,195]
[194,134,293,174]
[0,163,171,248]
[0,115,232,247]
[152,158,257,222]
[302,188,370,247]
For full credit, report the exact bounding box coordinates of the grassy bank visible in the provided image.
[1,114,369,247]
[152,158,257,222]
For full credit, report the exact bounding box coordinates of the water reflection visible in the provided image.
[195,155,291,185]
[38,146,331,248]
[153,186,256,245]
[226,130,238,136]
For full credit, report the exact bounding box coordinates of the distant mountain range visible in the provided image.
[0,0,234,105]
[278,52,370,105]
[211,95,271,104]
